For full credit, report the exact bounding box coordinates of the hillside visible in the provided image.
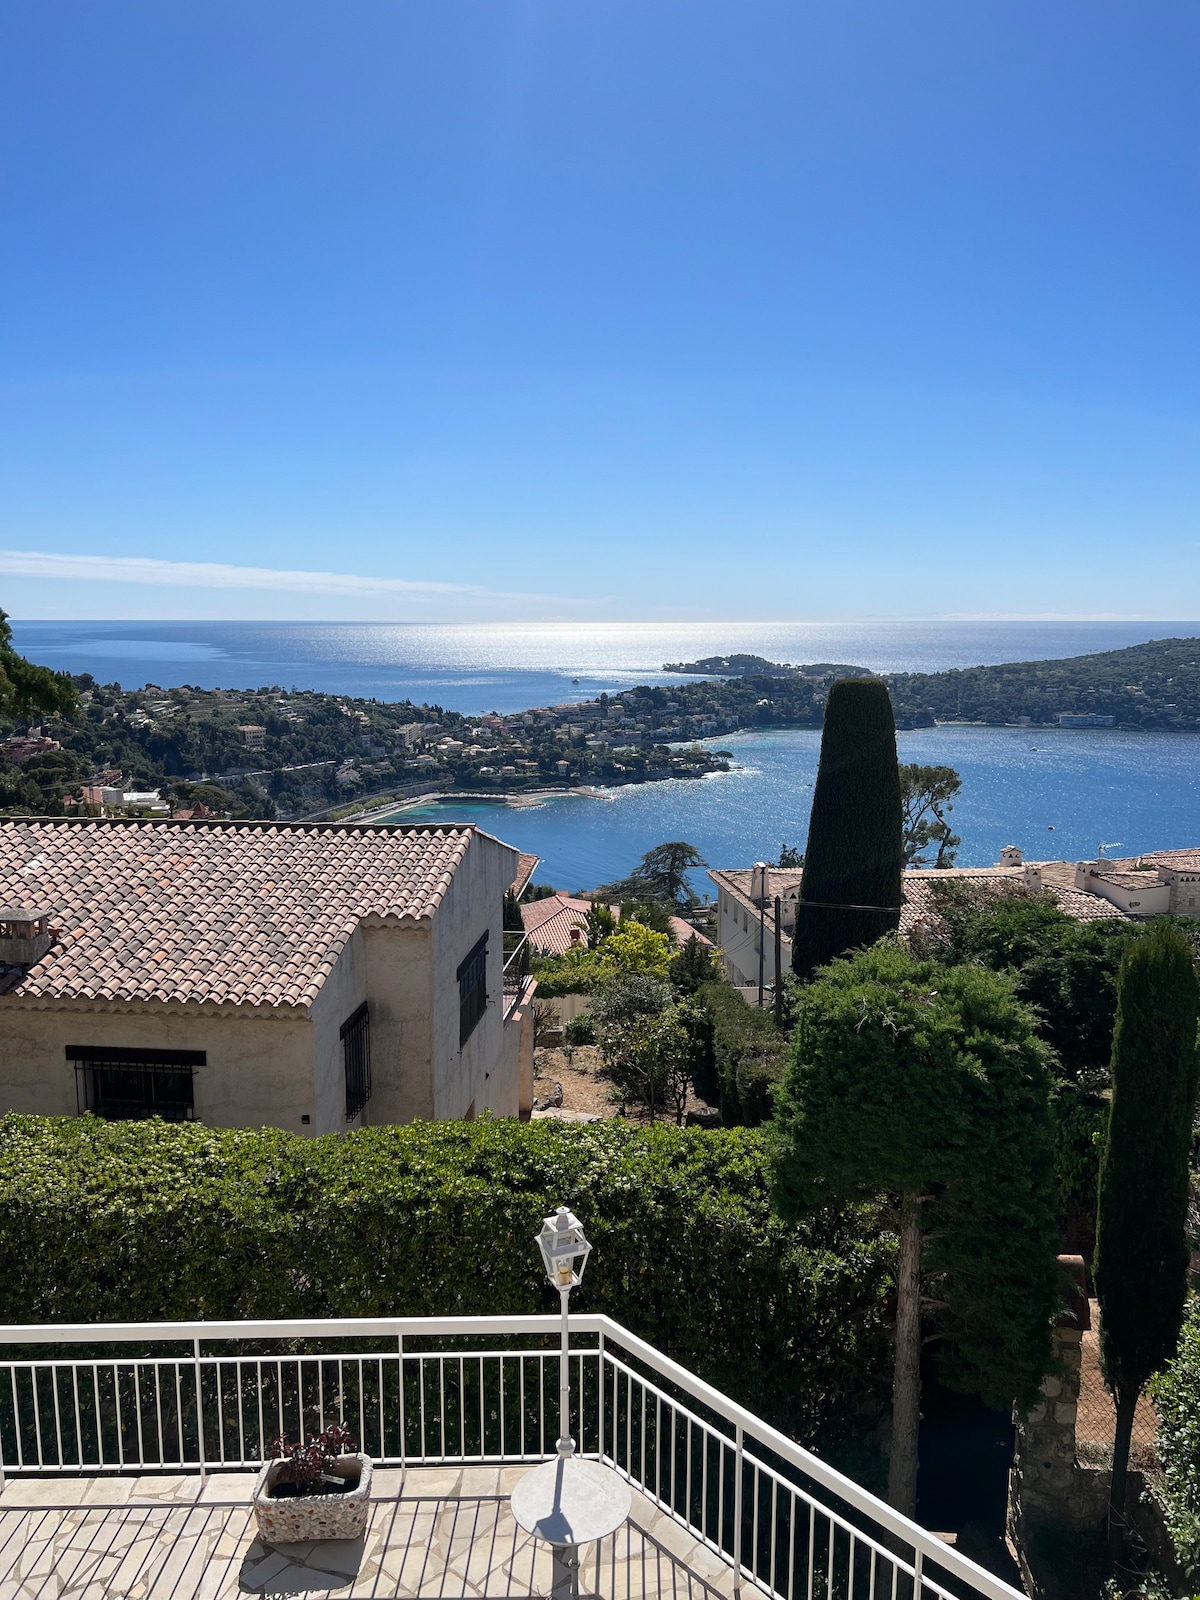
[885,636,1200,730]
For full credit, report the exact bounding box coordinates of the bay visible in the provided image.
[390,725,1200,892]
[12,618,1200,716]
[11,617,1200,891]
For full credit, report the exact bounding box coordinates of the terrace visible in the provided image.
[0,1315,1021,1600]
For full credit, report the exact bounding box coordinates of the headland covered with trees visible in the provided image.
[671,635,1200,731]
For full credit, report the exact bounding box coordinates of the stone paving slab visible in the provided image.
[0,1466,738,1600]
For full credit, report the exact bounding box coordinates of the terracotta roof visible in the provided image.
[0,817,497,1010]
[522,894,713,956]
[521,894,612,956]
[510,853,540,899]
[900,870,1129,933]
[710,862,1128,945]
[1112,850,1200,875]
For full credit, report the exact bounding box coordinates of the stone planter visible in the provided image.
[252,1453,373,1544]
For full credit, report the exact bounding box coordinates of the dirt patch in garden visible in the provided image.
[532,1046,717,1126]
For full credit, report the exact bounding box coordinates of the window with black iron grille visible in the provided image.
[68,1046,203,1122]
[458,931,489,1046]
[341,1001,372,1120]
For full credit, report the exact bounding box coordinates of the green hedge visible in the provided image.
[1151,1296,1200,1586]
[0,1115,893,1448]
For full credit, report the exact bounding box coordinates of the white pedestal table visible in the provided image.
[510,1455,632,1600]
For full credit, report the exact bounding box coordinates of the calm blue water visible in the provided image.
[11,618,1199,716]
[392,726,1200,892]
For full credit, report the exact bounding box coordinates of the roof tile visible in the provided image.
[0,817,480,1009]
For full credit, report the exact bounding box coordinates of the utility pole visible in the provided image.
[774,896,783,1028]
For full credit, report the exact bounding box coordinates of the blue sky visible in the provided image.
[1,1,1196,621]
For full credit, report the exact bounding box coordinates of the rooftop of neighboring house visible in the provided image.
[0,817,516,1011]
[709,860,1131,941]
[520,893,712,956]
[521,892,616,955]
[1107,849,1200,876]
[512,853,539,898]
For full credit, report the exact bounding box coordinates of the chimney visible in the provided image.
[998,845,1023,869]
[0,907,54,970]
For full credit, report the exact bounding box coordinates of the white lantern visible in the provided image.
[536,1206,591,1292]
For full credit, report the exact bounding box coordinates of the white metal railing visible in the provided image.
[0,1314,1020,1600]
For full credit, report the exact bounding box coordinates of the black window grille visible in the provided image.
[458,931,489,1046]
[340,1001,372,1120]
[68,1046,202,1122]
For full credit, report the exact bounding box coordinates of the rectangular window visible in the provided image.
[68,1046,202,1122]
[340,1001,372,1120]
[458,931,489,1046]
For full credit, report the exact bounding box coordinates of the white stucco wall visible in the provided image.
[0,1002,315,1131]
[430,830,521,1119]
[308,925,370,1134]
[360,919,435,1124]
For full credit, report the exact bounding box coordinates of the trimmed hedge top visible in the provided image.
[0,1115,893,1446]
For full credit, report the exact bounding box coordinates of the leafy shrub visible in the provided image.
[563,1013,596,1046]
[533,921,672,996]
[0,1114,893,1449]
[669,936,722,995]
[696,979,790,1124]
[1050,1083,1108,1245]
[591,971,672,1036]
[1150,1297,1200,1585]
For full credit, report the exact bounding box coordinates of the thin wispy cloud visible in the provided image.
[0,550,581,611]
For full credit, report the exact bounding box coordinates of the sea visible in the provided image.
[12,618,1200,891]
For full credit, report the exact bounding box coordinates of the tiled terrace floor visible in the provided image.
[0,1465,741,1600]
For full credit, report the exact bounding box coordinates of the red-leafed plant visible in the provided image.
[268,1423,355,1495]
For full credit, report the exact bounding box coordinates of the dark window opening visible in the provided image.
[341,1001,372,1120]
[458,932,489,1047]
[68,1046,203,1123]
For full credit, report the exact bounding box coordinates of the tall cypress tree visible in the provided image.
[1095,923,1200,1556]
[791,678,903,980]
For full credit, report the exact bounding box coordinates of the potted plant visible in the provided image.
[252,1423,373,1544]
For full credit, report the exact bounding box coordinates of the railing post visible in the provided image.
[398,1334,406,1470]
[193,1338,207,1486]
[732,1422,743,1597]
[913,1546,923,1600]
[597,1327,606,1463]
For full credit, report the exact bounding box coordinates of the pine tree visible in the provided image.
[791,678,903,979]
[1095,924,1200,1556]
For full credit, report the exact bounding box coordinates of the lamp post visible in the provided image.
[536,1205,591,1458]
[510,1206,631,1600]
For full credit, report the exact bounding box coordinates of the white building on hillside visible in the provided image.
[709,853,1135,990]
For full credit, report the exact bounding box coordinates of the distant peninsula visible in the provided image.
[664,654,873,680]
[669,636,1200,733]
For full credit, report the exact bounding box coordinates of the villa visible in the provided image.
[0,816,537,1133]
[709,847,1141,990]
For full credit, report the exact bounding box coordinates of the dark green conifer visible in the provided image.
[1095,923,1200,1555]
[791,678,902,980]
